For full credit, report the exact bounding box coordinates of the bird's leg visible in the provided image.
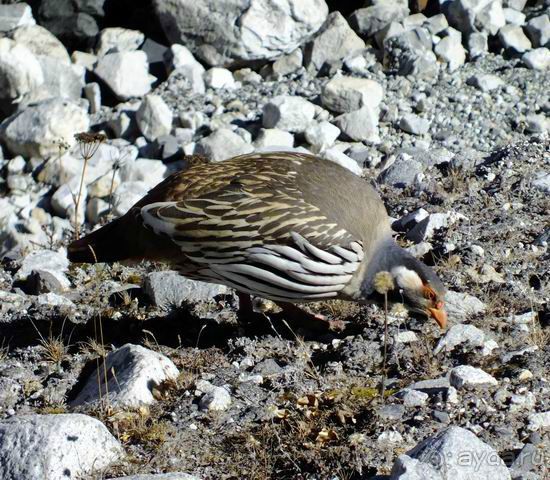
[236,292,260,324]
[275,302,346,332]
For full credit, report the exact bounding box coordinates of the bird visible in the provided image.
[68,151,447,329]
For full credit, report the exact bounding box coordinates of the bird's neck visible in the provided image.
[360,238,410,297]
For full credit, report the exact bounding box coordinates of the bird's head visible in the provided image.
[362,241,448,328]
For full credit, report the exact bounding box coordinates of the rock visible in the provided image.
[14,249,69,283]
[446,0,505,36]
[262,95,316,133]
[271,48,303,77]
[9,25,70,64]
[165,45,206,94]
[434,324,497,355]
[379,152,423,188]
[36,0,102,51]
[94,50,153,100]
[254,128,295,149]
[71,50,98,70]
[499,25,532,52]
[504,8,525,26]
[303,11,365,75]
[86,197,109,224]
[525,15,550,48]
[391,455,442,479]
[136,94,173,141]
[36,292,75,308]
[334,106,380,143]
[377,431,404,446]
[144,271,228,309]
[0,97,90,158]
[349,2,410,38]
[522,48,550,70]
[434,34,466,71]
[71,344,179,408]
[0,3,35,32]
[197,128,253,161]
[196,380,232,411]
[467,73,505,92]
[204,67,237,89]
[468,32,489,57]
[0,414,123,480]
[96,27,144,56]
[304,121,340,150]
[443,291,486,319]
[84,82,101,113]
[424,14,449,35]
[527,412,550,431]
[29,56,84,102]
[112,181,150,216]
[120,158,168,188]
[153,0,329,67]
[385,29,439,79]
[51,177,87,225]
[450,365,498,389]
[0,38,44,103]
[400,389,428,407]
[391,426,511,480]
[321,148,363,175]
[504,0,527,9]
[321,76,383,114]
[532,172,550,193]
[399,113,430,135]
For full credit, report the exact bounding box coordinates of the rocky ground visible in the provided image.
[0,1,548,480]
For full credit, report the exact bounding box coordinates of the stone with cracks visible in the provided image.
[0,98,90,158]
[321,76,383,114]
[9,25,71,64]
[0,414,124,480]
[349,2,410,38]
[136,94,173,141]
[450,365,499,389]
[96,27,145,56]
[498,25,532,52]
[71,343,179,407]
[262,95,316,133]
[334,107,380,143]
[197,128,254,161]
[153,0,329,67]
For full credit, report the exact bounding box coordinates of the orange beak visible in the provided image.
[428,307,447,329]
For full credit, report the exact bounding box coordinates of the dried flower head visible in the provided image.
[74,131,107,159]
[374,271,394,294]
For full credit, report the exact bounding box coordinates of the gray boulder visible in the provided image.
[0,414,124,480]
[303,11,365,75]
[0,97,90,158]
[153,0,329,67]
[391,426,511,480]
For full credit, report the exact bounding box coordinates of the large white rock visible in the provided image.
[253,128,295,149]
[30,56,84,102]
[321,76,383,113]
[0,38,44,102]
[334,106,380,143]
[304,11,365,74]
[304,121,340,150]
[262,95,316,133]
[153,0,329,66]
[136,94,173,141]
[434,34,466,71]
[0,414,124,480]
[51,177,87,225]
[197,128,253,161]
[450,365,499,389]
[112,181,150,216]
[0,3,35,32]
[446,0,505,36]
[14,249,69,282]
[204,67,237,89]
[120,158,168,188]
[95,50,153,100]
[391,426,511,480]
[96,27,145,56]
[9,25,70,64]
[498,24,532,52]
[522,48,550,70]
[71,344,179,408]
[0,98,90,158]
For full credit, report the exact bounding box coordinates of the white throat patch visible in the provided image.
[391,266,423,291]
